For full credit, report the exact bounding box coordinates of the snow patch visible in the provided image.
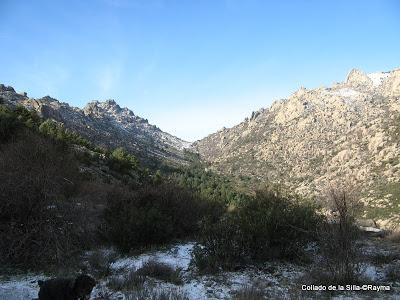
[367,72,390,87]
[0,274,47,300]
[333,88,360,98]
[111,243,195,272]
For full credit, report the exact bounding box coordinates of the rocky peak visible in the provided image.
[39,96,60,103]
[194,66,400,228]
[0,85,190,166]
[84,99,122,116]
[346,68,373,88]
[0,84,15,93]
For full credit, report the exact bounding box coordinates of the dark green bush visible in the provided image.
[193,189,323,273]
[172,165,249,204]
[39,119,91,148]
[102,183,223,252]
[108,147,139,174]
[0,105,19,142]
[0,105,40,143]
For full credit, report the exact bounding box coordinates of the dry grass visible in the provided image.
[385,262,400,282]
[107,270,146,291]
[136,259,183,285]
[233,285,265,300]
[86,249,118,278]
[125,287,189,300]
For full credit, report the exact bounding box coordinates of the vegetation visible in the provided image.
[0,102,380,300]
[39,119,91,148]
[314,187,362,285]
[0,131,91,269]
[0,105,149,270]
[108,147,140,174]
[136,260,183,285]
[193,189,322,273]
[102,183,223,252]
[233,285,265,300]
[107,270,146,292]
[171,165,250,204]
[86,249,118,278]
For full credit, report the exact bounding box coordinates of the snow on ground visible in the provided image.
[99,242,304,299]
[367,72,390,87]
[1,239,399,300]
[0,274,47,300]
[0,243,304,300]
[332,88,361,98]
[111,243,194,272]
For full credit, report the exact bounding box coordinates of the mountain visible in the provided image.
[0,85,191,167]
[193,68,400,227]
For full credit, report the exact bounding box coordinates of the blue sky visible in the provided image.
[0,0,399,141]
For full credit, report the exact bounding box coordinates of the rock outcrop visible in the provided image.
[194,68,400,227]
[0,87,191,166]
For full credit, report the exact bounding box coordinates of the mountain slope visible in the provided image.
[0,86,191,167]
[194,68,400,226]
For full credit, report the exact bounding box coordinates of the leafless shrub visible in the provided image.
[107,270,146,291]
[0,131,91,270]
[87,249,118,278]
[317,185,362,284]
[125,287,189,300]
[233,285,265,300]
[136,259,183,285]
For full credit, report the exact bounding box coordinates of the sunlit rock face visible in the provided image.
[194,68,400,227]
[0,86,191,166]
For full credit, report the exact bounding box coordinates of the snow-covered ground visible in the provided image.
[90,243,305,299]
[1,238,399,300]
[0,274,47,300]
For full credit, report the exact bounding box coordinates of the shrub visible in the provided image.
[317,186,362,285]
[0,105,20,142]
[39,119,91,148]
[172,165,249,204]
[136,260,182,285]
[125,287,189,300]
[192,216,243,273]
[193,189,322,273]
[107,270,146,291]
[108,147,139,174]
[233,285,265,300]
[86,249,118,278]
[102,183,222,252]
[0,131,91,269]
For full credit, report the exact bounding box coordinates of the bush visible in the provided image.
[317,187,362,285]
[86,249,118,278]
[172,165,249,204]
[39,119,91,148]
[193,189,322,273]
[125,287,189,300]
[136,260,182,285]
[108,147,139,174]
[107,270,146,292]
[0,105,20,142]
[0,131,91,270]
[102,183,222,252]
[233,285,265,300]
